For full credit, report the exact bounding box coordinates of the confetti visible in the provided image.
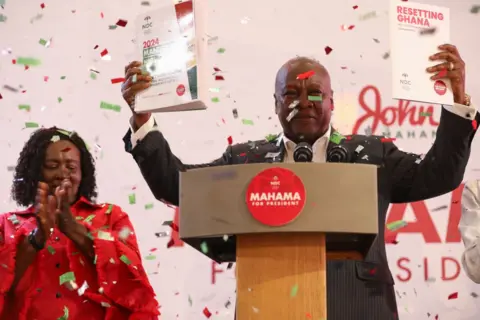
[100,49,109,57]
[420,27,436,35]
[39,38,49,47]
[359,11,377,21]
[110,78,125,84]
[308,95,322,101]
[472,120,477,130]
[448,292,458,300]
[215,75,224,81]
[144,203,154,210]
[128,193,136,204]
[57,306,69,320]
[329,132,345,144]
[227,136,233,145]
[286,108,299,122]
[203,307,212,318]
[3,85,18,92]
[0,14,7,23]
[188,295,193,306]
[145,255,156,260]
[59,272,75,285]
[232,108,238,118]
[141,1,151,5]
[25,122,39,128]
[120,255,132,265]
[265,134,277,142]
[242,119,254,125]
[296,70,315,80]
[471,5,480,14]
[18,104,31,112]
[353,5,358,9]
[211,97,220,103]
[118,226,132,240]
[77,281,89,296]
[419,112,432,117]
[386,220,408,231]
[58,97,63,103]
[290,284,299,297]
[105,204,113,214]
[380,137,396,143]
[16,57,41,66]
[288,100,300,109]
[40,3,45,9]
[324,46,333,55]
[90,72,97,80]
[97,231,114,241]
[217,48,226,54]
[116,19,128,27]
[84,214,96,223]
[200,241,209,253]
[100,101,121,112]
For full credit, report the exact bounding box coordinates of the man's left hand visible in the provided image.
[427,44,466,104]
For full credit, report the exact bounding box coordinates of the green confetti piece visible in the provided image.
[307,95,323,101]
[39,38,48,46]
[97,231,114,241]
[25,122,39,128]
[18,104,31,111]
[329,131,345,144]
[84,214,96,223]
[386,220,408,231]
[217,48,226,53]
[128,193,136,204]
[200,241,208,254]
[93,255,97,265]
[75,216,84,220]
[188,295,193,306]
[60,76,66,80]
[16,57,42,66]
[120,254,131,265]
[57,129,71,136]
[59,271,75,285]
[242,119,254,125]
[100,101,121,112]
[265,134,277,142]
[144,203,154,210]
[90,72,97,80]
[109,25,118,30]
[57,306,69,320]
[105,204,113,214]
[420,112,432,117]
[132,74,137,83]
[58,97,63,103]
[47,245,56,255]
[144,255,156,260]
[211,97,220,103]
[0,14,7,23]
[290,284,299,297]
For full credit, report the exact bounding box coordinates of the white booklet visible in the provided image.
[390,0,453,106]
[134,0,208,113]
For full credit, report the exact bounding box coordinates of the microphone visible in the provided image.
[293,142,313,162]
[327,145,350,163]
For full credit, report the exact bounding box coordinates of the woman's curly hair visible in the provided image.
[11,127,97,207]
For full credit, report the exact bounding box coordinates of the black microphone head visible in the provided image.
[327,145,349,163]
[293,142,313,162]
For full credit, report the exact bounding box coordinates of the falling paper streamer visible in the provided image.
[211,97,220,103]
[386,220,408,231]
[242,119,254,125]
[286,108,298,122]
[18,104,31,111]
[16,57,41,66]
[100,101,121,112]
[25,122,39,128]
[145,203,154,210]
[288,100,299,109]
[145,255,156,260]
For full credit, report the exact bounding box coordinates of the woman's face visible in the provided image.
[41,139,82,204]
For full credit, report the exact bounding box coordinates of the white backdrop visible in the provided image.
[1,0,480,319]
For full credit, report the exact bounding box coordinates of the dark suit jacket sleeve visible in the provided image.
[123,129,232,206]
[385,108,479,203]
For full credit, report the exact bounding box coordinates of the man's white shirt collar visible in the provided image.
[281,126,332,163]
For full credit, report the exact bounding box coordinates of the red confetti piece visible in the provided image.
[40,3,45,9]
[215,75,224,81]
[296,70,315,80]
[213,67,221,72]
[203,307,212,318]
[348,25,355,30]
[21,90,26,93]
[93,45,99,50]
[150,248,158,252]
[305,312,312,318]
[116,19,128,27]
[111,78,125,84]
[100,49,108,57]
[380,137,396,143]
[24,66,29,71]
[44,76,49,82]
[346,136,352,140]
[341,66,348,69]
[0,93,3,99]
[472,119,477,130]
[166,239,175,248]
[101,12,104,19]
[448,292,458,300]
[12,59,16,64]
[438,69,447,78]
[353,5,358,9]
[369,268,377,275]
[324,46,333,55]
[239,152,247,157]
[227,136,233,145]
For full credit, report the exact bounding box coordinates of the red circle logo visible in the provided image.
[176,84,185,96]
[245,167,306,226]
[434,80,447,95]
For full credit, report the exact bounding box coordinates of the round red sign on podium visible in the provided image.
[245,167,306,226]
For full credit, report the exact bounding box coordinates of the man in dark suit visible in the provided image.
[121,44,478,320]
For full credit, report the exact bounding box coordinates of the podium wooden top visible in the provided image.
[179,163,378,239]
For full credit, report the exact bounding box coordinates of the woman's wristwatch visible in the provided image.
[28,228,44,251]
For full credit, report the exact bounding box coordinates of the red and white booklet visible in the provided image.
[134,0,208,113]
[390,0,453,106]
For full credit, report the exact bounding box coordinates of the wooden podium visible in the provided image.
[179,163,378,319]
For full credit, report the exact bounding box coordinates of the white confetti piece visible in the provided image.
[286,108,299,122]
[77,281,89,296]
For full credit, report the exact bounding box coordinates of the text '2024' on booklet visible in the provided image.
[390,0,453,106]
[134,0,208,113]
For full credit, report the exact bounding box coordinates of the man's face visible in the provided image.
[275,61,333,144]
